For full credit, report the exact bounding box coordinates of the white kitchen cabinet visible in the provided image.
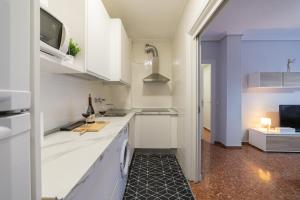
[170,116,178,148]
[86,0,111,80]
[135,115,177,148]
[128,116,135,160]
[109,19,132,85]
[111,176,127,200]
[65,129,128,200]
[66,135,120,200]
[45,0,111,80]
[128,117,135,147]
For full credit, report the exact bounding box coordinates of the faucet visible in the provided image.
[287,58,295,72]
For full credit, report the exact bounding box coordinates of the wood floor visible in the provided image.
[202,128,211,143]
[190,130,300,200]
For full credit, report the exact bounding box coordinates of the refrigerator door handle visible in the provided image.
[0,90,31,112]
[0,113,30,140]
[0,126,12,140]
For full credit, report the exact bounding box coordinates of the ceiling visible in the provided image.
[202,0,300,40]
[102,0,188,39]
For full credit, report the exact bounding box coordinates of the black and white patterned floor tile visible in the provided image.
[123,153,194,200]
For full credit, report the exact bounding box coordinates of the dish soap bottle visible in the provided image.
[85,94,95,123]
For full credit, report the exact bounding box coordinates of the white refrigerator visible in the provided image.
[0,0,31,199]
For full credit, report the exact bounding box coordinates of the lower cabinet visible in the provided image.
[111,175,127,200]
[249,129,300,152]
[66,127,129,200]
[135,115,177,149]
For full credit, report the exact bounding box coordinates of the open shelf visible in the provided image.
[40,52,84,74]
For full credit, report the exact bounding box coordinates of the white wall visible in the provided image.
[218,38,227,144]
[40,72,112,132]
[225,35,242,146]
[172,0,210,179]
[131,39,172,108]
[201,35,242,147]
[242,38,300,141]
[202,65,211,130]
[109,85,132,110]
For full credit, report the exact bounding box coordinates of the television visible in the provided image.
[279,105,300,132]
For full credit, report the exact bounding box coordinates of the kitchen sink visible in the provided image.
[140,108,170,112]
[103,113,127,117]
[98,109,129,117]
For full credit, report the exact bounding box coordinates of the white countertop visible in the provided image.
[42,112,135,199]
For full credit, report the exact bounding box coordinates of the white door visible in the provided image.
[196,36,203,182]
[202,64,211,131]
[0,0,31,111]
[0,113,31,200]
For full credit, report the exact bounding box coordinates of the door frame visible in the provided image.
[188,0,227,182]
[30,0,41,199]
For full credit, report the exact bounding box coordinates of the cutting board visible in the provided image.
[73,121,110,133]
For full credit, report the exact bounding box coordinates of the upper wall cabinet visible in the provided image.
[248,72,300,88]
[44,0,111,80]
[283,72,300,87]
[248,72,282,88]
[109,19,132,85]
[86,0,111,80]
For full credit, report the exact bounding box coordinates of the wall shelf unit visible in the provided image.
[40,52,84,74]
[40,52,102,81]
[248,72,300,88]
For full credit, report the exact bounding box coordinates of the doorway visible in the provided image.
[201,64,212,144]
[190,0,227,182]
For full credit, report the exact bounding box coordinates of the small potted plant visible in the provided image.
[66,38,80,63]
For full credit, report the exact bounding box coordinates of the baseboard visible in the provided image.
[134,148,177,154]
[246,143,265,152]
[214,141,242,149]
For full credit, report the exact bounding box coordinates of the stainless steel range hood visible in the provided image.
[143,44,170,83]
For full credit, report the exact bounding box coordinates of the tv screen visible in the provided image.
[279,105,300,132]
